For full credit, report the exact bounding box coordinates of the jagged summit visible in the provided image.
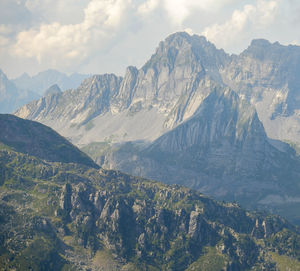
[143,32,229,75]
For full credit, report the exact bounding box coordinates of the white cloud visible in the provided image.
[25,0,90,24]
[201,0,279,51]
[0,25,13,35]
[1,0,300,77]
[13,0,132,68]
[162,0,240,26]
[137,0,160,14]
[0,36,10,47]
[256,0,278,26]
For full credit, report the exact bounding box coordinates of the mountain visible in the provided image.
[0,69,40,113]
[98,86,300,224]
[0,114,97,168]
[221,39,300,147]
[14,32,300,223]
[14,33,230,145]
[1,114,300,270]
[13,69,90,95]
[44,84,62,96]
[14,34,300,147]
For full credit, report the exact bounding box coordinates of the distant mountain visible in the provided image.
[0,114,97,168]
[14,32,300,224]
[0,69,39,113]
[1,115,300,270]
[13,69,90,95]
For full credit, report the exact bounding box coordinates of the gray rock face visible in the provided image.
[220,39,300,145]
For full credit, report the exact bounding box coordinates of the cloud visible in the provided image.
[13,0,132,68]
[161,0,240,26]
[137,0,160,14]
[0,25,13,35]
[25,0,90,24]
[1,0,300,77]
[201,0,279,51]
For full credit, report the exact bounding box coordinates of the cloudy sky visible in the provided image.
[1,0,299,78]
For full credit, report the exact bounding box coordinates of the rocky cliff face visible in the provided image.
[1,126,300,270]
[221,39,300,146]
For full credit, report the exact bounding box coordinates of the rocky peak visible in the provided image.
[143,32,228,75]
[78,73,122,94]
[242,38,300,63]
[115,66,139,109]
[44,84,62,96]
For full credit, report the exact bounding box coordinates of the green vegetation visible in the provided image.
[6,236,68,271]
[0,114,97,168]
[1,132,300,270]
[270,252,300,271]
[185,247,228,271]
[81,141,112,160]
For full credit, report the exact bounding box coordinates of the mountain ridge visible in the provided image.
[13,69,90,95]
[0,114,98,168]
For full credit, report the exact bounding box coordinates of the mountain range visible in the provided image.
[15,32,300,147]
[0,69,40,114]
[1,114,300,270]
[13,69,90,96]
[14,32,300,225]
[0,69,90,114]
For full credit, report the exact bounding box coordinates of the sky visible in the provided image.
[0,0,300,78]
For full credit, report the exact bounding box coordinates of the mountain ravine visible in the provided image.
[1,114,300,270]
